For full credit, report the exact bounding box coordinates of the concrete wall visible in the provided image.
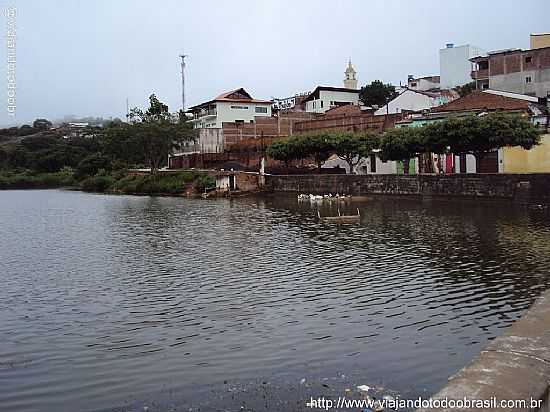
[531,33,550,49]
[418,289,550,412]
[265,173,550,203]
[503,134,550,173]
[198,128,225,153]
[408,77,440,91]
[440,44,485,88]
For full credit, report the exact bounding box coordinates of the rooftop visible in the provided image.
[302,86,360,103]
[188,88,272,111]
[433,90,532,112]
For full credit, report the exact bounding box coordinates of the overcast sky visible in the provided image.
[1,0,549,125]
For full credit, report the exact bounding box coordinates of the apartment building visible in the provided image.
[471,46,550,98]
[440,43,486,88]
[188,88,272,129]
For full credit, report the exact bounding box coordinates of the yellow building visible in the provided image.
[530,33,550,50]
[502,134,550,173]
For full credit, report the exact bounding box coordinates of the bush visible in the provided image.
[80,175,115,192]
[194,174,215,192]
[110,172,206,195]
[75,153,111,179]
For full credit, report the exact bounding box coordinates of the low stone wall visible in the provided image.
[418,289,550,412]
[264,173,550,204]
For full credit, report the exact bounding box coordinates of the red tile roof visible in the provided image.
[434,91,530,112]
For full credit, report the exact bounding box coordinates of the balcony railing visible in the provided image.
[193,109,217,119]
[471,69,489,80]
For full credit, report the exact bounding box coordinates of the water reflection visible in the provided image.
[1,190,550,412]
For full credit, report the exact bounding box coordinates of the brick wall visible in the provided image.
[293,113,402,134]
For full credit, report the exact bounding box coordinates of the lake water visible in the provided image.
[2,190,550,411]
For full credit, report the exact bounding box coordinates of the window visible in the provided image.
[255,106,268,113]
[320,100,324,108]
[410,82,417,87]
[230,105,248,110]
[482,83,489,89]
[525,56,532,64]
[526,76,532,84]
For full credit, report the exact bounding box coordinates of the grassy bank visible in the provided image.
[0,169,215,196]
[81,171,215,195]
[0,169,76,189]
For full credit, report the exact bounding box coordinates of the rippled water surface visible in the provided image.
[2,190,550,411]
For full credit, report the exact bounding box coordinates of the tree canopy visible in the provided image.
[359,80,399,107]
[454,81,476,98]
[32,118,53,131]
[266,113,541,174]
[332,131,380,173]
[102,94,196,173]
[421,113,541,159]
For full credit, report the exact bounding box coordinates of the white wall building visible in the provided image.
[374,89,457,115]
[303,86,360,113]
[188,88,272,129]
[440,43,486,89]
[272,92,309,111]
[407,75,440,91]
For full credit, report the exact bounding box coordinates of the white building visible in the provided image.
[407,75,440,91]
[374,88,457,115]
[301,61,360,113]
[440,43,486,89]
[303,86,360,113]
[188,88,272,129]
[272,92,310,111]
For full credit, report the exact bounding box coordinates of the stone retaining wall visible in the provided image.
[418,289,550,412]
[264,174,550,204]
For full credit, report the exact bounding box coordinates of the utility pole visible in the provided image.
[179,54,188,112]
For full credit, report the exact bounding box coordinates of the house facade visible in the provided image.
[188,88,272,129]
[303,86,360,114]
[395,90,549,174]
[470,46,550,98]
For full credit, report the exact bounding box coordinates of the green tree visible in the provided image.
[422,113,541,173]
[33,118,53,131]
[103,94,196,174]
[454,81,476,98]
[299,133,335,170]
[379,127,424,175]
[332,132,379,174]
[75,153,112,179]
[359,80,399,108]
[266,138,296,168]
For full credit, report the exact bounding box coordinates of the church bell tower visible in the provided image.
[343,59,358,89]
